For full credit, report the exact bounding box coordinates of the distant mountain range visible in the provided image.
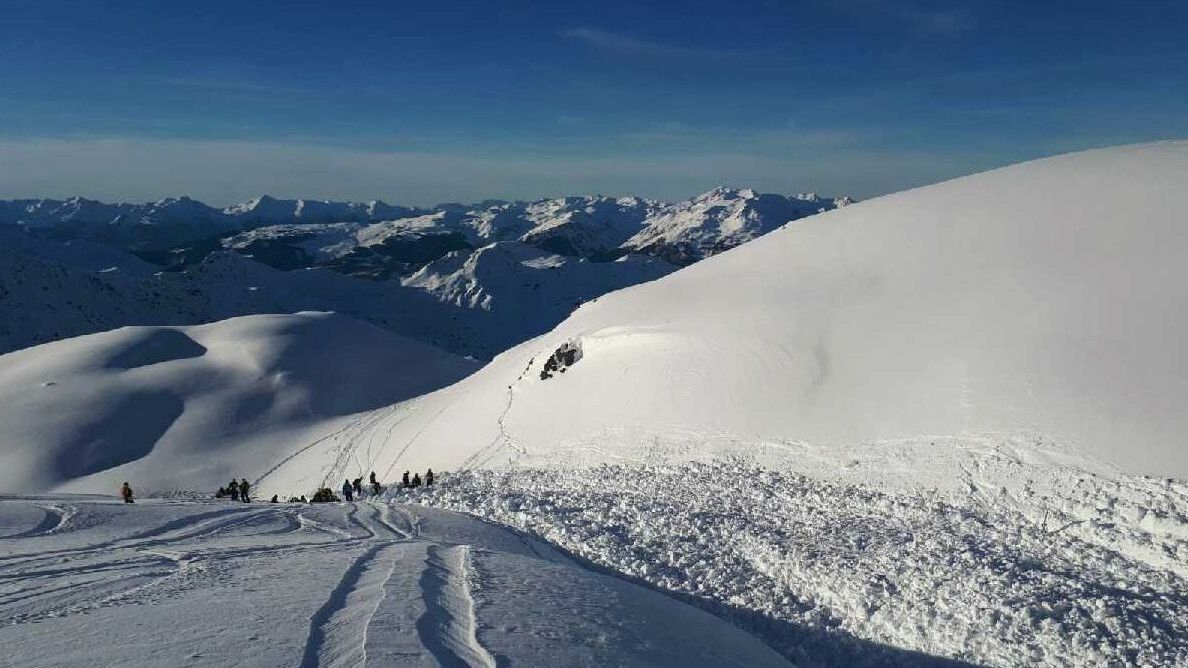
[0,189,850,357]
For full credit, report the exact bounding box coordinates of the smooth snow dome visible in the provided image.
[0,312,478,493]
[353,142,1188,479]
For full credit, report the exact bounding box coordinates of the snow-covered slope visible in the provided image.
[0,312,477,494]
[0,498,792,668]
[623,188,849,264]
[331,142,1188,479]
[401,241,677,355]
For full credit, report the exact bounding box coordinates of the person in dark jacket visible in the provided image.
[216,487,226,499]
[411,473,422,488]
[239,479,251,503]
[342,479,354,502]
[425,469,434,486]
[402,471,410,488]
[369,471,377,486]
[352,478,363,496]
[269,494,278,503]
[120,482,134,503]
[228,480,240,502]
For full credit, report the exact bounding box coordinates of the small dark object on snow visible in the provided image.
[539,340,582,380]
[215,487,227,499]
[270,495,278,503]
[310,488,339,503]
[120,482,134,504]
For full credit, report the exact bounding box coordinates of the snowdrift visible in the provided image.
[0,312,478,493]
[348,142,1188,479]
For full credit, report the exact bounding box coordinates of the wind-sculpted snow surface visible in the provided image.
[414,461,1188,667]
[0,498,794,668]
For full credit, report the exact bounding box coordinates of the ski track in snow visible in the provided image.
[300,542,403,668]
[0,499,509,668]
[417,544,498,668]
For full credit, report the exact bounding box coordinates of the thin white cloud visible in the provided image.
[153,77,313,100]
[823,0,975,37]
[559,27,760,61]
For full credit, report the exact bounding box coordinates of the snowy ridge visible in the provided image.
[0,312,478,494]
[334,141,1188,479]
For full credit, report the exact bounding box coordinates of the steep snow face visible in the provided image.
[0,312,478,493]
[624,187,847,264]
[520,195,658,258]
[401,242,677,356]
[352,142,1188,478]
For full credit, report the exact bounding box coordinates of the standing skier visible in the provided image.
[120,482,134,504]
[426,469,434,486]
[411,473,422,488]
[342,479,354,502]
[239,478,251,503]
[352,478,363,497]
[402,471,410,488]
[228,480,240,502]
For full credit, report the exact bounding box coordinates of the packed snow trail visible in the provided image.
[0,497,794,668]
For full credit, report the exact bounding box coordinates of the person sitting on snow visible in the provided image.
[216,487,226,499]
[120,482,135,504]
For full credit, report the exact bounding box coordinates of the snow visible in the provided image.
[0,312,477,494]
[311,142,1188,480]
[412,461,1188,667]
[0,497,793,668]
[2,142,1186,666]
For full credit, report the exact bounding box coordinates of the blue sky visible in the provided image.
[1,0,1185,205]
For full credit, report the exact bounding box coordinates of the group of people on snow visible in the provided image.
[117,468,439,505]
[340,470,384,501]
[215,478,253,503]
[401,469,433,488]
